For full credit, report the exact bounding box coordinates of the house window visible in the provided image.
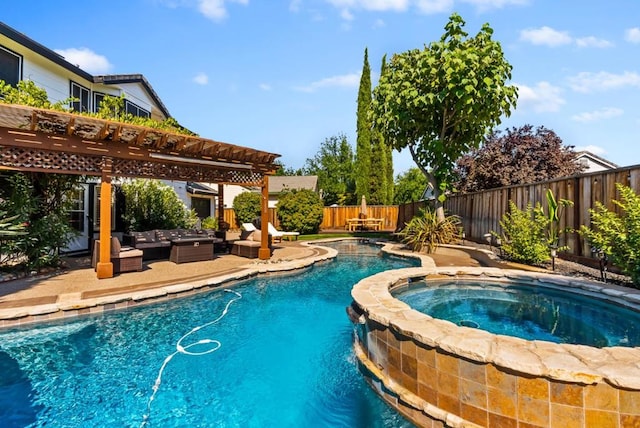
[67,187,85,232]
[125,100,150,118]
[93,92,106,113]
[0,46,22,87]
[70,81,90,112]
[191,197,211,219]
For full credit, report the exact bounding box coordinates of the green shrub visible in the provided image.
[121,179,197,231]
[496,200,550,265]
[0,172,80,270]
[276,189,323,234]
[580,183,640,285]
[232,192,262,226]
[399,207,461,253]
[201,216,218,229]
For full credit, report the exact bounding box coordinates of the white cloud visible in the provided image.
[571,107,623,123]
[515,81,565,113]
[519,27,613,49]
[575,36,613,48]
[625,27,640,43]
[568,71,640,93]
[54,48,112,74]
[259,83,272,91]
[193,72,209,85]
[373,18,386,28]
[574,144,607,156]
[325,0,525,16]
[519,26,572,47]
[341,8,354,20]
[294,73,360,92]
[197,0,247,22]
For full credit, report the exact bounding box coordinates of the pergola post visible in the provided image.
[258,175,270,260]
[95,171,113,279]
[217,184,225,228]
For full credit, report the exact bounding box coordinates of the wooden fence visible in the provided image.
[223,206,399,232]
[320,205,398,231]
[436,164,640,260]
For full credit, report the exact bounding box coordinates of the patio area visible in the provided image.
[0,236,330,328]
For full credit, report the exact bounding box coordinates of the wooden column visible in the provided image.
[95,176,113,279]
[217,183,225,227]
[259,175,270,260]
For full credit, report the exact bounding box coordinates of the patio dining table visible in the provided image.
[345,218,383,232]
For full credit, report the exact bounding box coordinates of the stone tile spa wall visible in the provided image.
[348,265,640,428]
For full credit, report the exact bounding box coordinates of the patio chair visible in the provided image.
[92,237,144,274]
[267,222,300,242]
[241,223,257,240]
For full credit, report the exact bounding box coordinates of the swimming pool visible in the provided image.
[0,241,418,427]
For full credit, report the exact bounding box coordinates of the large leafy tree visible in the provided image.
[373,13,518,220]
[454,125,585,193]
[304,134,355,206]
[393,167,429,204]
[355,48,372,202]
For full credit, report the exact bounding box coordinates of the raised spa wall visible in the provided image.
[348,246,640,428]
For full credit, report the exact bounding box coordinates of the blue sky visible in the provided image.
[3,0,640,175]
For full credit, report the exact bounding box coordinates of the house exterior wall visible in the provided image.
[0,23,174,253]
[0,30,166,117]
[162,181,216,220]
[222,184,250,208]
[578,157,611,173]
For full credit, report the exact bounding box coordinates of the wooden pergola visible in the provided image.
[0,103,280,278]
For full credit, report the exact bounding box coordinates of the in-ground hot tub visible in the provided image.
[348,264,640,428]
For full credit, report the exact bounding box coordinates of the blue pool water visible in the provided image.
[395,280,640,347]
[0,241,418,427]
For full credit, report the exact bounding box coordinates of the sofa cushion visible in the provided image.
[131,231,155,244]
[110,237,121,257]
[156,229,179,241]
[233,239,261,247]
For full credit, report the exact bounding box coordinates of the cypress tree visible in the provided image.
[380,55,394,204]
[370,54,395,205]
[355,48,372,203]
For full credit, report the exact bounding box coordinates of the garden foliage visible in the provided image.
[121,179,197,231]
[276,189,323,235]
[0,172,79,270]
[580,184,640,285]
[399,207,461,253]
[232,191,262,226]
[496,201,550,265]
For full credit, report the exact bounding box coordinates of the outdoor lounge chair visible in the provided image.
[267,222,300,242]
[92,237,144,274]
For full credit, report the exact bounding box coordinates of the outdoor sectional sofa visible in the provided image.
[126,229,222,262]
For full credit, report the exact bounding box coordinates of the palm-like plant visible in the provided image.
[0,210,27,237]
[399,208,461,253]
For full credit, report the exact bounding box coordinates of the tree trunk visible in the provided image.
[409,146,445,222]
